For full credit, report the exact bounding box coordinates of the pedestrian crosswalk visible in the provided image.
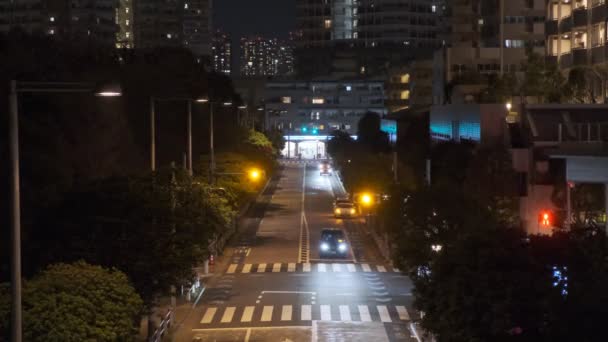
[225,262,401,274]
[198,304,412,326]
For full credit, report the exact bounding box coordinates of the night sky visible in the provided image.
[213,0,296,39]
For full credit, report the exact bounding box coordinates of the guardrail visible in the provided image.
[149,310,173,342]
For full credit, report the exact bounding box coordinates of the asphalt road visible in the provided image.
[175,161,419,342]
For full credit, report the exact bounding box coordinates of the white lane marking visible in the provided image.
[257,263,267,272]
[320,305,331,321]
[272,263,282,272]
[201,307,217,324]
[362,264,372,272]
[358,305,371,322]
[220,307,236,323]
[339,305,351,321]
[332,263,341,272]
[377,305,391,322]
[241,306,255,322]
[242,264,252,273]
[377,265,387,273]
[318,263,327,272]
[346,264,356,272]
[301,305,312,321]
[303,263,311,272]
[261,306,273,322]
[396,306,410,321]
[281,305,293,321]
[288,263,296,272]
[226,264,238,274]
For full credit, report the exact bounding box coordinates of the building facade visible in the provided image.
[133,0,212,56]
[296,0,445,49]
[445,0,545,83]
[212,29,231,75]
[240,37,294,77]
[0,0,120,46]
[264,79,387,158]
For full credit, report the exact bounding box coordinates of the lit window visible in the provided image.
[324,19,332,29]
[50,16,55,22]
[432,5,436,12]
[125,7,129,13]
[49,29,55,35]
[125,19,129,26]
[184,3,189,9]
[478,19,484,25]
[346,85,352,91]
[400,74,410,83]
[126,32,130,38]
[167,33,172,39]
[281,97,292,104]
[400,91,410,100]
[312,98,325,104]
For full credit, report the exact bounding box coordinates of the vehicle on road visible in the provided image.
[333,201,357,218]
[319,228,348,258]
[319,162,332,175]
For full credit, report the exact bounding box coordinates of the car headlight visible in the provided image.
[335,208,341,214]
[321,242,329,251]
[350,208,356,214]
[338,243,347,252]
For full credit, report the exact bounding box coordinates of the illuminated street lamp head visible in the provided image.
[249,168,262,181]
[223,101,233,106]
[360,193,373,206]
[94,82,122,97]
[506,102,512,111]
[196,97,209,103]
[238,105,247,109]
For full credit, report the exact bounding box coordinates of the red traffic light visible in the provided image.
[540,211,552,227]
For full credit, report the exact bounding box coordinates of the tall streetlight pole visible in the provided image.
[187,100,193,176]
[196,98,233,183]
[150,98,156,171]
[7,80,121,342]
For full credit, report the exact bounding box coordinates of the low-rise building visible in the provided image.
[264,78,387,158]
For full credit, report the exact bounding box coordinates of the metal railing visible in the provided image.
[149,310,173,342]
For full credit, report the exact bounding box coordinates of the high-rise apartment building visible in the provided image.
[240,37,294,77]
[296,0,445,49]
[116,0,134,48]
[0,0,120,46]
[212,29,231,75]
[446,0,545,81]
[133,0,212,56]
[546,0,607,70]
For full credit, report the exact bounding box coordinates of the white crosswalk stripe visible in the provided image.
[339,305,351,321]
[362,264,372,272]
[318,263,327,272]
[200,304,413,325]
[221,307,235,323]
[281,305,292,321]
[358,305,371,322]
[261,306,273,322]
[301,305,312,321]
[241,306,255,322]
[303,263,311,272]
[396,306,410,321]
[200,307,216,323]
[257,263,267,272]
[320,305,331,321]
[377,305,391,322]
[332,263,342,272]
[242,264,252,273]
[288,263,296,272]
[272,263,281,272]
[226,264,237,274]
[347,263,356,272]
[377,265,387,273]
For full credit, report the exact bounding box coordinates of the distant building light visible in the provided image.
[324,19,332,29]
[50,16,55,22]
[312,98,325,104]
[167,33,172,39]
[184,3,189,9]
[281,96,292,104]
[346,85,352,91]
[432,5,436,12]
[125,7,129,13]
[49,29,55,35]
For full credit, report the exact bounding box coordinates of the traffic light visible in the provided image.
[302,127,308,133]
[539,210,552,227]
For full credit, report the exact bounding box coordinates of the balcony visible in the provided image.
[545,19,558,35]
[572,48,589,65]
[559,17,572,33]
[591,45,606,64]
[573,7,589,27]
[592,3,607,24]
[559,52,573,68]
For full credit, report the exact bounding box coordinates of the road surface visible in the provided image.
[174,161,419,342]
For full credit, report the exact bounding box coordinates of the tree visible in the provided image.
[357,112,390,153]
[1,262,142,342]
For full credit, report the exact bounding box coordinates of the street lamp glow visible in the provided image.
[223,101,233,106]
[506,102,512,111]
[431,244,443,252]
[196,97,209,103]
[249,168,262,181]
[238,105,247,109]
[360,193,373,206]
[95,91,122,97]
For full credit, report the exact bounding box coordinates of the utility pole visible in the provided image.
[209,104,215,184]
[9,80,23,342]
[187,100,193,176]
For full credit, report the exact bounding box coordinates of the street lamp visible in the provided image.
[8,79,121,342]
[196,97,234,183]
